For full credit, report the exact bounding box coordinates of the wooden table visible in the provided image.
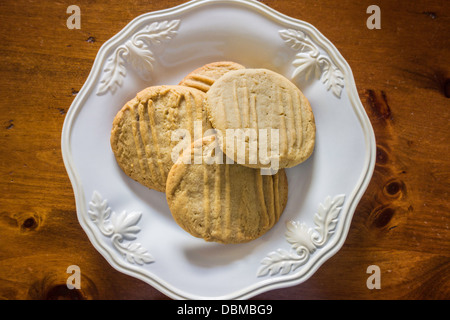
[0,0,448,300]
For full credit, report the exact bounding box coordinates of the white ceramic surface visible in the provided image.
[61,0,376,299]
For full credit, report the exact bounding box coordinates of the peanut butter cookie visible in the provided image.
[111,85,212,192]
[166,135,288,244]
[179,61,245,93]
[205,68,315,170]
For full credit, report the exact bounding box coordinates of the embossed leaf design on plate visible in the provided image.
[88,191,154,265]
[257,194,345,277]
[279,28,345,98]
[96,20,180,95]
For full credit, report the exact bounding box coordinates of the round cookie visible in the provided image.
[179,61,245,93]
[205,68,315,169]
[111,85,212,192]
[166,135,289,244]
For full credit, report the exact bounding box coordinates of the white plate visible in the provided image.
[61,0,376,299]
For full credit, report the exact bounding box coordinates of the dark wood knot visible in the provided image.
[376,145,389,165]
[46,284,85,300]
[22,217,38,230]
[18,212,42,232]
[444,79,450,98]
[383,178,406,199]
[365,89,392,120]
[5,120,14,130]
[369,205,395,229]
[422,11,437,19]
[28,272,96,300]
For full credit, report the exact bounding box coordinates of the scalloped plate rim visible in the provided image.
[61,0,376,300]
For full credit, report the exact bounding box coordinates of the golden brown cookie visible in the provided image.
[179,61,245,93]
[205,68,315,170]
[111,85,212,192]
[166,135,289,244]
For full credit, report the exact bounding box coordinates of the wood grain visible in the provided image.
[0,0,448,300]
